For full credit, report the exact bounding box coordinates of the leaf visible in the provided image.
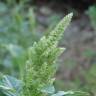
[51,91,74,96]
[0,85,12,90]
[0,75,22,96]
[41,85,55,94]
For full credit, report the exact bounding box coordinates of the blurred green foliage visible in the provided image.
[0,1,43,76]
[88,5,96,30]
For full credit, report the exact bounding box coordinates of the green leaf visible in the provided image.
[51,91,74,96]
[0,75,22,96]
[41,85,55,94]
[0,85,12,90]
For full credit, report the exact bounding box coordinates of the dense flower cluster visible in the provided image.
[22,13,73,96]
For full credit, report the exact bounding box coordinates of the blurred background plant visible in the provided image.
[87,5,96,31]
[0,0,42,76]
